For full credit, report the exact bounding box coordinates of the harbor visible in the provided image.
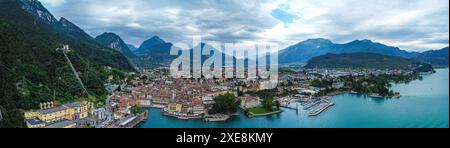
[139,69,449,128]
[280,96,336,117]
[308,99,334,116]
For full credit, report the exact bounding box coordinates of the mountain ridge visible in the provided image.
[413,47,449,66]
[0,0,133,127]
[133,36,174,68]
[279,38,421,64]
[305,52,417,69]
[95,32,138,61]
[138,36,166,50]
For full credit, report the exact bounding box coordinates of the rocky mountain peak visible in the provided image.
[20,0,58,24]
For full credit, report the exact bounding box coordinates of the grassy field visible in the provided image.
[247,107,273,114]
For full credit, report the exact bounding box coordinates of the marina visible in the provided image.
[139,69,449,128]
[308,99,334,116]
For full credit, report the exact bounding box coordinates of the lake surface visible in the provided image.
[139,69,449,128]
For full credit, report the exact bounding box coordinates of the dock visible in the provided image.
[303,100,321,110]
[280,103,299,110]
[308,99,334,117]
[118,110,148,128]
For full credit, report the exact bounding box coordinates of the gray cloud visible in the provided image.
[42,0,449,51]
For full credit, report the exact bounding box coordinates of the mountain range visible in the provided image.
[279,38,419,64]
[0,0,133,127]
[95,32,136,59]
[0,0,448,128]
[132,37,236,68]
[305,52,418,69]
[278,38,448,67]
[413,47,449,67]
[138,36,166,50]
[130,36,448,68]
[132,36,176,67]
[94,32,139,68]
[96,34,232,68]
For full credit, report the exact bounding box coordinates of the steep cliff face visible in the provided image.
[0,0,134,127]
[95,32,138,60]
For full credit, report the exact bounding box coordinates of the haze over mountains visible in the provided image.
[122,36,449,68]
[117,35,449,68]
[127,44,138,52]
[413,47,449,66]
[129,36,239,68]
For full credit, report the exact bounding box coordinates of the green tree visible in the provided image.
[275,100,281,110]
[130,105,143,115]
[263,97,275,111]
[209,93,240,114]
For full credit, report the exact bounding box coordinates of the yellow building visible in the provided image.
[168,104,177,112]
[167,103,183,113]
[24,101,94,128]
[175,104,183,113]
[64,102,92,120]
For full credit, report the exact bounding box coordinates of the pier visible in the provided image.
[161,110,204,120]
[280,103,299,110]
[111,111,149,128]
[308,99,334,117]
[303,100,321,110]
[203,114,230,122]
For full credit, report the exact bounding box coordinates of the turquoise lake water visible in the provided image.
[139,69,449,128]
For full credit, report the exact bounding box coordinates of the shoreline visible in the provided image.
[136,69,448,128]
[160,109,204,120]
[329,91,401,99]
[128,111,148,128]
[247,110,283,118]
[326,90,402,99]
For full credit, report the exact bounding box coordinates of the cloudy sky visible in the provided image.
[41,0,449,51]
